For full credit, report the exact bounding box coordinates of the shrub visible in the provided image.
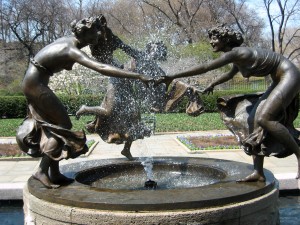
[0,89,282,118]
[0,94,104,118]
[173,89,264,113]
[0,96,28,118]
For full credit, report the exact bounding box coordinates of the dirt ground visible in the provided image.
[0,144,25,157]
[187,135,239,149]
[0,136,239,157]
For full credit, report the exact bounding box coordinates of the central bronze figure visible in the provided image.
[76,15,204,160]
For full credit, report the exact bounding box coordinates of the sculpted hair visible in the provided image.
[71,15,106,37]
[208,24,244,48]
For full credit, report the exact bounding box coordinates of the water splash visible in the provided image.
[141,157,154,180]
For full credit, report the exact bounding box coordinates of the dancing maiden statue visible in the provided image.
[16,16,151,188]
[76,15,204,160]
[156,24,300,182]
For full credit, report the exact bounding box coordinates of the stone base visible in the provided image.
[23,184,279,225]
[23,158,280,225]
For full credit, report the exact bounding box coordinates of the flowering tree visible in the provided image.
[49,46,108,95]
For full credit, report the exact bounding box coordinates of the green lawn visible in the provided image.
[0,116,95,137]
[1,112,300,137]
[155,113,226,132]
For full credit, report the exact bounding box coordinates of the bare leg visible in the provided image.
[237,155,266,182]
[33,155,60,189]
[258,119,300,179]
[256,81,300,179]
[76,105,111,119]
[49,161,73,185]
[34,136,66,188]
[121,141,133,160]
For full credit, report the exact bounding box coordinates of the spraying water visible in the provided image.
[141,157,154,180]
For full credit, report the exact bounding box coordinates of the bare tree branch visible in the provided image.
[283,28,300,53]
[264,0,276,51]
[288,46,300,59]
[108,12,133,35]
[142,0,177,25]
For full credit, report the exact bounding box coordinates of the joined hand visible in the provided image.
[140,75,154,88]
[154,75,173,89]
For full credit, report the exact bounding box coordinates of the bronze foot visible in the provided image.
[237,171,266,182]
[33,172,60,189]
[121,149,133,160]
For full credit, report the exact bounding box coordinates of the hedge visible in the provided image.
[0,96,28,118]
[0,90,266,118]
[0,94,104,118]
[171,89,264,113]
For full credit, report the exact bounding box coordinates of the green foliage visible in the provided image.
[168,41,220,61]
[0,118,23,137]
[0,94,104,119]
[86,139,96,149]
[71,115,95,131]
[173,89,263,113]
[0,79,24,96]
[6,77,24,95]
[113,40,221,66]
[0,88,295,122]
[2,112,300,137]
[155,113,226,132]
[201,90,261,112]
[0,96,28,118]
[74,113,221,135]
[0,89,24,96]
[0,113,225,137]
[0,116,96,137]
[0,89,264,119]
[0,49,27,95]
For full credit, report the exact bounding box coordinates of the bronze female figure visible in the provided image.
[157,24,300,182]
[17,16,151,188]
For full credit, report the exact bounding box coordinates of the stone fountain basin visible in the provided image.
[26,157,276,212]
[75,160,227,190]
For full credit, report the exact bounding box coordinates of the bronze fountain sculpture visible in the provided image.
[20,18,283,224]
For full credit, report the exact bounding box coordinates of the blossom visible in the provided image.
[49,46,108,95]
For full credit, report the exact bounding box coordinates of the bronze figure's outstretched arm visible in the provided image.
[70,47,152,83]
[169,51,238,79]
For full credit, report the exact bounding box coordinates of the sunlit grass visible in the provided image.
[0,116,96,137]
[155,113,226,132]
[1,112,300,137]
[0,118,23,137]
